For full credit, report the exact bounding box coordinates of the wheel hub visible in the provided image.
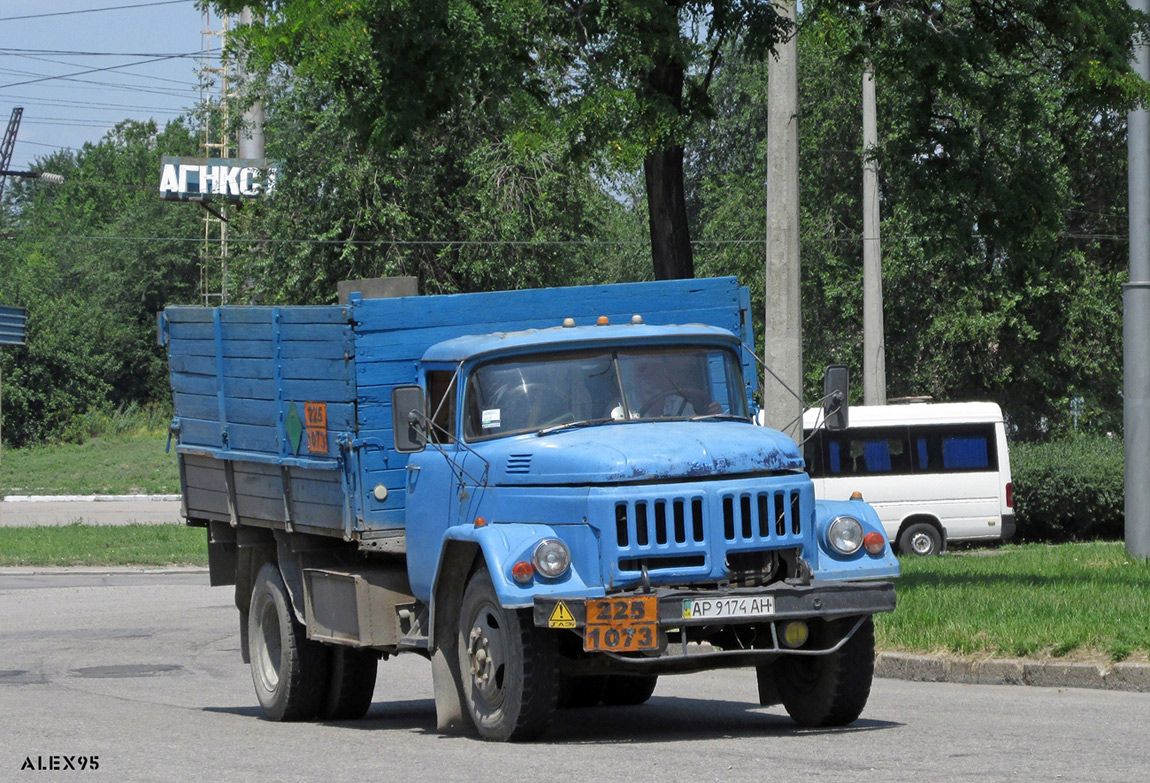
[467,626,494,686]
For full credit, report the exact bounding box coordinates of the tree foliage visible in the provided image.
[0,120,202,446]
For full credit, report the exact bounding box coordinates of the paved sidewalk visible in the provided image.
[0,496,183,527]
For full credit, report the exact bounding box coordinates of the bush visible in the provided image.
[1012,434,1124,542]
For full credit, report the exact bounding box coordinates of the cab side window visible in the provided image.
[427,371,457,444]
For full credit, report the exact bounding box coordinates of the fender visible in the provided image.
[812,498,900,580]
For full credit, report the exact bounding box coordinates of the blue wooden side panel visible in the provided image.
[161,304,358,538]
[162,279,754,538]
[347,277,753,532]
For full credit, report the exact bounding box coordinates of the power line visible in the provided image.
[0,48,200,58]
[14,53,197,87]
[0,53,199,91]
[0,1,193,23]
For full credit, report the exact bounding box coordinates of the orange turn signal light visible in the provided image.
[863,532,886,555]
[511,561,535,584]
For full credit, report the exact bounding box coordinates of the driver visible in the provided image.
[613,355,721,419]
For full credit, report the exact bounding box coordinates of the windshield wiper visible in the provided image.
[688,413,750,422]
[535,417,620,436]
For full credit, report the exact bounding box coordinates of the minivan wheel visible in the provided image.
[898,522,942,556]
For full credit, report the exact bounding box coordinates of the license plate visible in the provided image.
[584,596,658,652]
[682,596,775,620]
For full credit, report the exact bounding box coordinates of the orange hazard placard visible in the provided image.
[304,402,327,429]
[306,428,329,454]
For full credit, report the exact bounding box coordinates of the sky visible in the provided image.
[1,0,216,172]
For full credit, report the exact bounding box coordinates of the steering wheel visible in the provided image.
[637,387,711,418]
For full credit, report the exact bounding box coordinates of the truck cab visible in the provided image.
[393,320,897,739]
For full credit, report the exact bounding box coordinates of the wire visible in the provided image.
[0,93,188,113]
[0,48,201,58]
[0,1,193,23]
[0,53,199,91]
[15,53,197,87]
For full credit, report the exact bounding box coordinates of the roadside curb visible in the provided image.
[876,652,1150,694]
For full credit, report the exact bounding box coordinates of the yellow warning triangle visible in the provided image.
[548,601,576,628]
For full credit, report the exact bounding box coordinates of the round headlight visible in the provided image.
[533,539,571,578]
[827,516,864,555]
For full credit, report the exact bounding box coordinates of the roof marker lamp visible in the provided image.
[533,539,571,578]
[827,516,864,555]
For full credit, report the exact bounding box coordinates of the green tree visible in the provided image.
[0,120,202,446]
[209,0,789,280]
[693,5,1135,435]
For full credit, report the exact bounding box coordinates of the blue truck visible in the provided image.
[160,276,897,741]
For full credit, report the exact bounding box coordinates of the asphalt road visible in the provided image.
[1,570,1147,783]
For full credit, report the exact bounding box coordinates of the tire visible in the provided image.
[557,675,607,708]
[319,647,378,721]
[248,562,329,721]
[600,675,658,706]
[898,522,943,556]
[458,567,558,741]
[774,616,875,727]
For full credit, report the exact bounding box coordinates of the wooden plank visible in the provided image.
[351,278,742,334]
[179,418,224,448]
[168,320,351,344]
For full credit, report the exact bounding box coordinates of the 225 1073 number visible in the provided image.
[583,596,658,652]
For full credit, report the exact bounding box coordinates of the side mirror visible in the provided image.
[392,385,428,453]
[822,365,849,431]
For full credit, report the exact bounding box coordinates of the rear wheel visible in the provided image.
[774,617,875,727]
[458,567,558,741]
[600,675,658,706]
[248,562,329,721]
[557,675,607,708]
[319,647,378,721]
[898,522,942,556]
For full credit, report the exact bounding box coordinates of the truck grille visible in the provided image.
[721,490,803,540]
[600,478,811,586]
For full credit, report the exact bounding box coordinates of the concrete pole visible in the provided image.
[764,0,803,444]
[862,61,886,406]
[237,7,265,160]
[1126,0,1150,559]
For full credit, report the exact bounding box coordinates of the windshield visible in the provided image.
[463,345,749,441]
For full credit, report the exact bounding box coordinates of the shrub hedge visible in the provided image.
[1011,434,1124,542]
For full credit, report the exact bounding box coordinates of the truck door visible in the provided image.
[403,369,474,601]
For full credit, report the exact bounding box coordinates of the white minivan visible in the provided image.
[801,402,1014,555]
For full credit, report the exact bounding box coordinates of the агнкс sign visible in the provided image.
[159,156,279,201]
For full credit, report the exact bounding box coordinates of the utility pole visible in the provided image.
[862,61,887,406]
[237,7,265,161]
[1126,0,1150,559]
[764,0,803,443]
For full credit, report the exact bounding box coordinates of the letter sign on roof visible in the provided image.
[159,156,280,201]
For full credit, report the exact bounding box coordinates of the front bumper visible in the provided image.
[532,579,896,674]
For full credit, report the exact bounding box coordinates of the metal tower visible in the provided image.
[199,11,233,305]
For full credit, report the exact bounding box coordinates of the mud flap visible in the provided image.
[432,647,468,732]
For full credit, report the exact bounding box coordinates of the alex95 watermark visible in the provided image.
[20,756,99,772]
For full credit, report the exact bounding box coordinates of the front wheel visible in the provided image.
[458,567,558,741]
[774,616,875,727]
[248,562,329,721]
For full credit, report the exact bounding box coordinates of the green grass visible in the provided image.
[0,432,179,495]
[0,523,207,567]
[877,542,1150,662]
